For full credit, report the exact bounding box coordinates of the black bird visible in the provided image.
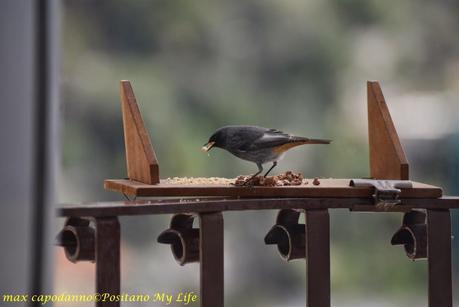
[202,125,331,184]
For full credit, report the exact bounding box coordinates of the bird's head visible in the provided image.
[201,128,227,152]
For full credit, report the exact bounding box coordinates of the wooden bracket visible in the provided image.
[368,81,409,180]
[120,80,159,184]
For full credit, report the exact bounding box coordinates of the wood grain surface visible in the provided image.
[104,178,442,198]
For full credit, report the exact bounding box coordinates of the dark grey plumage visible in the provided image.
[202,125,331,182]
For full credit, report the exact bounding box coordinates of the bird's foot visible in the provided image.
[233,175,259,186]
[242,177,256,186]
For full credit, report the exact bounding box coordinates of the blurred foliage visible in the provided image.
[59,0,459,306]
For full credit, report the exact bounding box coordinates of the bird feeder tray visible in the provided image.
[104,80,441,200]
[104,178,441,198]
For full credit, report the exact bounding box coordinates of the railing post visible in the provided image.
[427,210,452,307]
[305,209,330,307]
[199,212,224,307]
[95,217,121,307]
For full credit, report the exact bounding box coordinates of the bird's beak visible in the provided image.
[201,141,215,152]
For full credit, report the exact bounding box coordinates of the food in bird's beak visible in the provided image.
[201,141,215,152]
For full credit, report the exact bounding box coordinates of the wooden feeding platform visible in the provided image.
[104,177,442,199]
[56,80,459,307]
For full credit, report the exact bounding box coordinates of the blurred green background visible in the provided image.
[56,0,459,306]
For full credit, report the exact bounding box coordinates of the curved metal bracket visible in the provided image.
[391,210,427,259]
[55,217,95,263]
[158,214,200,265]
[265,209,305,261]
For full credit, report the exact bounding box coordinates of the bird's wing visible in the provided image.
[240,128,298,151]
[226,127,267,152]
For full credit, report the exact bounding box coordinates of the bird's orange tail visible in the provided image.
[304,138,332,144]
[273,138,331,154]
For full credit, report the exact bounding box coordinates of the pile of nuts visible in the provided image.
[234,171,307,186]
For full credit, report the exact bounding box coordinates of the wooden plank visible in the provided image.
[104,178,442,198]
[56,197,459,218]
[368,81,409,180]
[95,217,120,307]
[120,80,159,184]
[427,210,452,307]
[199,212,224,307]
[305,210,330,307]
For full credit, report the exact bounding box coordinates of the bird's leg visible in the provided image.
[242,163,263,186]
[263,161,277,177]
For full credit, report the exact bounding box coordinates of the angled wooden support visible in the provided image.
[120,80,159,184]
[367,81,409,180]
